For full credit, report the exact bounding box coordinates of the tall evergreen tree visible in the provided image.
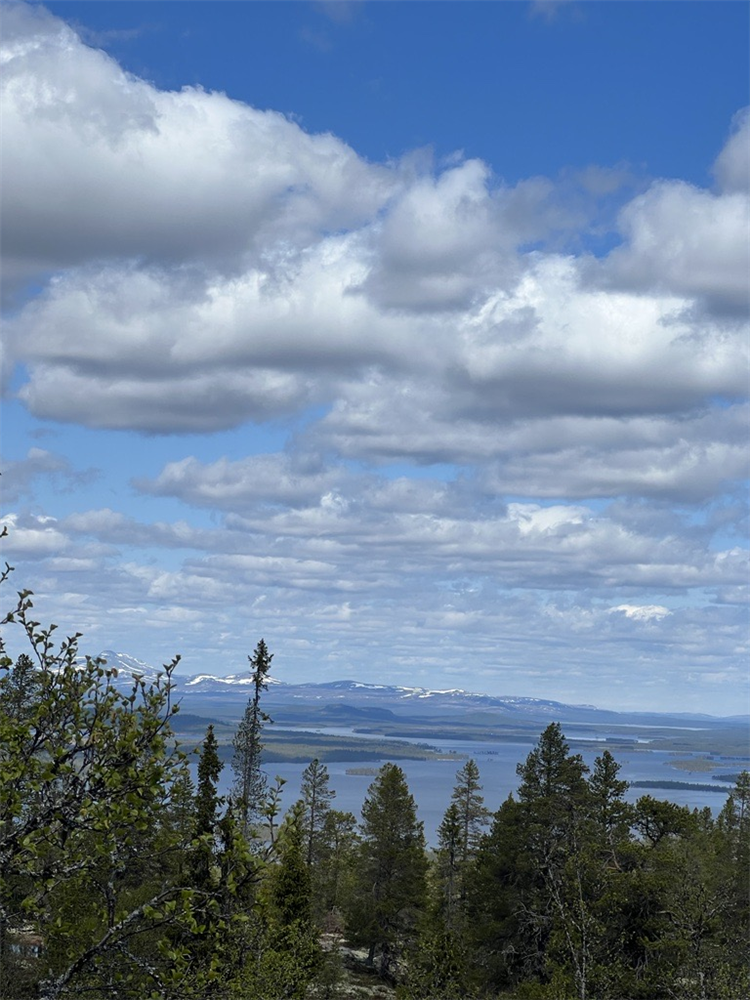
[300,758,335,866]
[316,809,359,919]
[351,764,428,979]
[250,804,321,1000]
[587,748,632,855]
[195,724,223,839]
[192,724,224,894]
[436,802,463,928]
[232,638,273,835]
[450,758,490,866]
[466,794,528,993]
[516,722,589,812]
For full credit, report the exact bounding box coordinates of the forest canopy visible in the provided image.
[1,570,748,1000]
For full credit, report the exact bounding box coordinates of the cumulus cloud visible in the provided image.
[130,451,749,598]
[713,108,750,195]
[601,181,750,314]
[0,512,71,558]
[1,4,747,712]
[3,3,747,442]
[0,2,395,296]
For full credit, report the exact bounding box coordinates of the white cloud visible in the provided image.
[601,181,749,313]
[128,453,750,596]
[135,454,345,510]
[1,2,395,292]
[0,447,98,502]
[0,4,747,713]
[609,604,672,622]
[0,512,69,558]
[713,107,750,195]
[3,4,747,441]
[359,159,520,312]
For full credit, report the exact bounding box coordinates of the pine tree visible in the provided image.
[195,724,223,838]
[300,758,335,867]
[515,722,590,872]
[232,639,273,835]
[436,802,463,928]
[587,748,631,854]
[513,725,592,990]
[192,724,224,894]
[352,763,428,979]
[450,758,489,867]
[317,809,359,918]
[516,722,589,811]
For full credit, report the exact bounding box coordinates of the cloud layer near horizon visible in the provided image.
[1,4,748,712]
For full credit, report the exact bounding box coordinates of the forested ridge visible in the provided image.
[1,576,748,999]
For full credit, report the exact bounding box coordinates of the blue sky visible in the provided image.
[1,0,748,713]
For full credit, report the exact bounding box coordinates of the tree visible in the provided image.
[195,724,223,840]
[466,794,528,993]
[436,802,463,929]
[0,584,205,999]
[400,922,470,1000]
[244,805,321,1000]
[0,548,266,1000]
[587,749,632,854]
[436,758,489,929]
[450,758,490,868]
[232,639,273,836]
[516,722,589,814]
[316,809,359,919]
[189,724,225,906]
[633,794,695,848]
[300,758,335,867]
[351,764,428,979]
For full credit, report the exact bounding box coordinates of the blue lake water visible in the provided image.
[205,726,742,845]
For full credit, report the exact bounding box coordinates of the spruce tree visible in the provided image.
[587,748,631,854]
[300,758,335,866]
[436,758,488,930]
[192,724,224,894]
[450,758,489,867]
[513,725,591,988]
[316,809,359,918]
[231,639,273,835]
[195,724,223,838]
[436,802,463,928]
[352,763,428,978]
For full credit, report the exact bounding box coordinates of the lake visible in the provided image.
[207,726,740,845]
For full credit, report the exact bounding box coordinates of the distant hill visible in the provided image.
[77,650,750,733]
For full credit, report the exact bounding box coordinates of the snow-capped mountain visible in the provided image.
[76,649,167,686]
[72,654,743,725]
[76,656,593,716]
[183,672,284,690]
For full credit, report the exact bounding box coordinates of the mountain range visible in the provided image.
[81,650,749,729]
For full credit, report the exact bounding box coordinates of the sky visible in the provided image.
[1,0,748,715]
